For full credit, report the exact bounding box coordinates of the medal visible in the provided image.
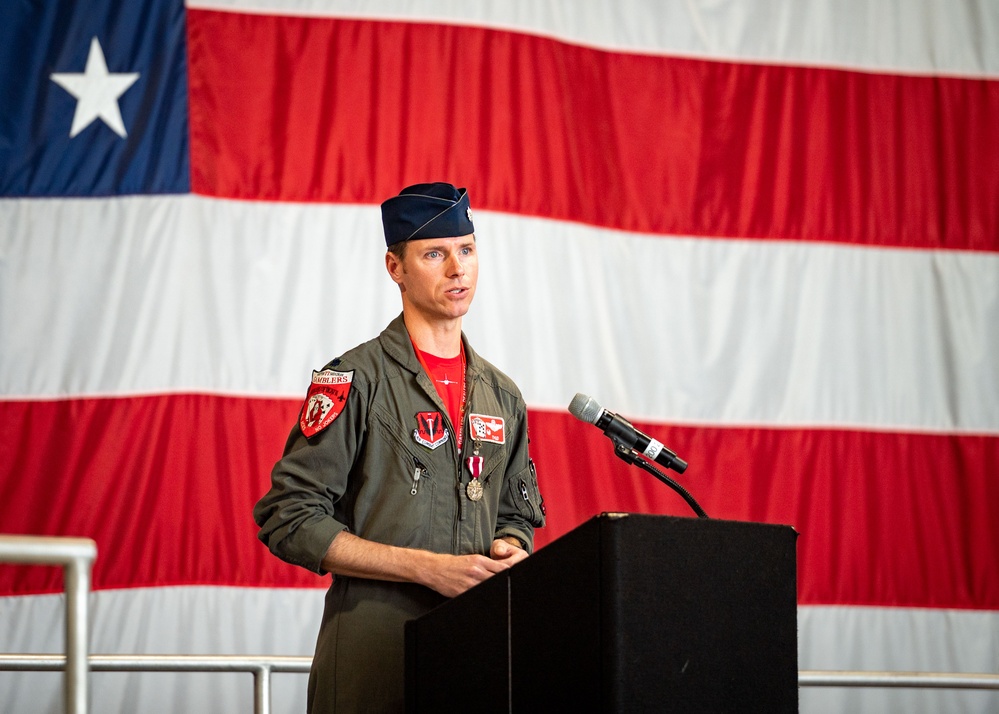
[466,452,483,502]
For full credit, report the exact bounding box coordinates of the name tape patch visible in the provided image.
[468,413,505,444]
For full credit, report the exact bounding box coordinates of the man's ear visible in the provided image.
[385,250,405,287]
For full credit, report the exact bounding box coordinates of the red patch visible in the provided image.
[469,413,505,444]
[299,369,354,438]
[413,411,450,450]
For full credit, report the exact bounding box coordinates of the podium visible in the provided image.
[405,513,798,712]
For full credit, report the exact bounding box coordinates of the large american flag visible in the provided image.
[1,1,997,711]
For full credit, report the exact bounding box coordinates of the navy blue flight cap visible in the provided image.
[380,182,475,247]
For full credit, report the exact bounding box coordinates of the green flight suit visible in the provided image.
[254,314,545,713]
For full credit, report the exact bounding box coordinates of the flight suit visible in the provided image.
[254,314,545,712]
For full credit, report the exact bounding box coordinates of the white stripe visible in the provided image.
[0,587,318,713]
[798,605,999,713]
[1,590,996,713]
[470,211,999,433]
[4,197,998,434]
[0,195,399,400]
[184,0,999,78]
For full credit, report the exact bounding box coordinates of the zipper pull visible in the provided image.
[519,479,530,502]
[411,458,426,496]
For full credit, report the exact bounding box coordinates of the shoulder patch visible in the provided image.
[299,369,354,438]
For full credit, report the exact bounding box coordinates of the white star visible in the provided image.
[50,37,140,139]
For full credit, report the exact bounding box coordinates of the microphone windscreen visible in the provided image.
[568,393,603,424]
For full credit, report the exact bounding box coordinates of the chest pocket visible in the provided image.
[369,405,443,489]
[360,405,453,551]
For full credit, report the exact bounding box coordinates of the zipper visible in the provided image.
[411,457,427,496]
[453,372,474,550]
[530,458,545,517]
[519,478,536,521]
[454,421,467,538]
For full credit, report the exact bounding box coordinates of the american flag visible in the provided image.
[1,1,997,711]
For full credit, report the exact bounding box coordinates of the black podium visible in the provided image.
[405,513,798,712]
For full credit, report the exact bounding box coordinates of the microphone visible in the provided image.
[568,393,688,473]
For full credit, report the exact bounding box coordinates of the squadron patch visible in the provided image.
[468,413,505,444]
[413,411,450,450]
[299,369,354,438]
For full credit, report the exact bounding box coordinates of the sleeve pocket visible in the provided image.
[508,459,546,528]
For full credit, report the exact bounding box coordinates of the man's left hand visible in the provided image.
[490,538,529,567]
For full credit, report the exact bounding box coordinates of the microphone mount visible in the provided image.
[612,443,709,519]
[569,392,706,517]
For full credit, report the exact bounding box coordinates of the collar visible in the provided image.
[378,312,482,381]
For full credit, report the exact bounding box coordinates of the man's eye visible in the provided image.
[426,251,440,259]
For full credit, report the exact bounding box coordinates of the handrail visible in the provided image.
[0,535,97,714]
[2,654,998,712]
[799,670,999,690]
[0,654,312,714]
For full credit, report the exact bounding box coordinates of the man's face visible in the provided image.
[386,234,478,323]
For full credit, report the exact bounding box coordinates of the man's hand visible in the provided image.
[490,537,529,566]
[321,531,529,599]
[421,539,529,597]
[421,552,510,598]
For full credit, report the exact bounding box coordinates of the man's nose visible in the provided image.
[447,253,465,276]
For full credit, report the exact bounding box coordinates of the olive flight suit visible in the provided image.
[254,314,546,713]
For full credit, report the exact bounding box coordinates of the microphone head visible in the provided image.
[568,393,603,424]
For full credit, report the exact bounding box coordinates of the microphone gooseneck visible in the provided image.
[569,392,706,518]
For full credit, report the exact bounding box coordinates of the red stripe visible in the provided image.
[187,10,999,252]
[0,396,320,595]
[2,397,996,609]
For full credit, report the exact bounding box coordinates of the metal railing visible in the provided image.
[0,654,311,714]
[2,654,998,714]
[0,535,97,714]
[799,670,999,690]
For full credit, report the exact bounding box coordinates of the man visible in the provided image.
[254,182,546,713]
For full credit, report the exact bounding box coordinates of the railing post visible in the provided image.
[0,536,97,714]
[64,556,93,714]
[253,664,272,714]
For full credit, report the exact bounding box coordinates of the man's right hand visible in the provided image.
[420,552,511,598]
[321,531,516,598]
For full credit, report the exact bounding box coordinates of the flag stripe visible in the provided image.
[0,395,318,595]
[187,9,999,251]
[3,198,997,434]
[186,0,999,79]
[2,397,997,610]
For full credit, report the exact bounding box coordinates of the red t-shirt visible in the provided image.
[414,346,465,446]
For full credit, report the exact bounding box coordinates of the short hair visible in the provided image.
[387,241,408,261]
